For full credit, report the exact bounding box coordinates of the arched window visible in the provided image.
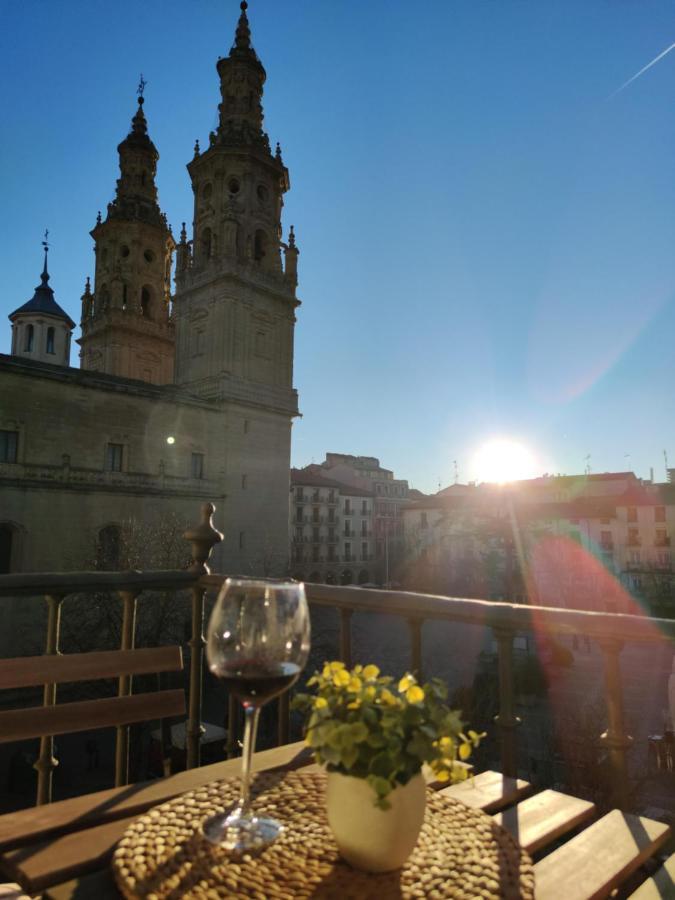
[201,228,212,260]
[141,287,151,318]
[358,569,369,585]
[24,324,34,352]
[0,525,14,574]
[97,524,121,570]
[325,571,336,585]
[340,570,353,586]
[254,229,267,262]
[46,327,55,354]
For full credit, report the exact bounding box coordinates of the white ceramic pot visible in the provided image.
[326,770,426,873]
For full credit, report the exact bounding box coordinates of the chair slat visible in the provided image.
[493,789,595,854]
[0,690,185,743]
[534,810,671,900]
[628,852,675,898]
[438,769,532,812]
[0,646,182,691]
[1,814,140,892]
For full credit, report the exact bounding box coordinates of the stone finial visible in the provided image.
[275,141,283,162]
[184,502,224,574]
[96,210,102,225]
[234,1,252,50]
[180,222,187,244]
[288,224,296,248]
[194,139,200,158]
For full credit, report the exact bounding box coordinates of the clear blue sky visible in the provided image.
[2,1,675,493]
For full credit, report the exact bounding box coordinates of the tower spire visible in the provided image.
[234,1,252,51]
[41,229,49,282]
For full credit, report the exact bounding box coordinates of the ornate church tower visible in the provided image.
[78,87,175,384]
[173,1,299,410]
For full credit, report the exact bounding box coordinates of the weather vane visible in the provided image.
[42,229,49,252]
[137,74,147,99]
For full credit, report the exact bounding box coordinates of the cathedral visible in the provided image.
[0,3,299,575]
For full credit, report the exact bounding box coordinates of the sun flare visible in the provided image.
[471,438,539,484]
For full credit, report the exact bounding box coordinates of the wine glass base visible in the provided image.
[202,809,283,852]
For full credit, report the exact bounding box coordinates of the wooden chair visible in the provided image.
[0,647,185,744]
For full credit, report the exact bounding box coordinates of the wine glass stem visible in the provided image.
[239,704,260,816]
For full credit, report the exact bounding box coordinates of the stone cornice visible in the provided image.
[175,258,299,308]
[0,355,213,410]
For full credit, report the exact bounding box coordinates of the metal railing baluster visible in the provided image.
[597,636,632,809]
[339,608,353,667]
[493,625,520,778]
[34,593,64,805]
[183,503,222,769]
[408,617,423,681]
[114,590,138,787]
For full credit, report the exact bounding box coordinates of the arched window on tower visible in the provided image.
[46,327,55,354]
[24,324,34,352]
[141,287,152,318]
[0,524,14,574]
[201,228,212,260]
[254,229,267,263]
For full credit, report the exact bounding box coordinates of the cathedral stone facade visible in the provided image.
[0,3,299,576]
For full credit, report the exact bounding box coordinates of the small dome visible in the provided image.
[9,251,75,329]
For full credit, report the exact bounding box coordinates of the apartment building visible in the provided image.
[290,468,374,585]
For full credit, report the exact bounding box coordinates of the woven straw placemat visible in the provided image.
[112,770,534,899]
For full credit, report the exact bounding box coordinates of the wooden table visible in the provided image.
[0,744,671,899]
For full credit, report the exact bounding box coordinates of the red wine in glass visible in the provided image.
[202,579,310,851]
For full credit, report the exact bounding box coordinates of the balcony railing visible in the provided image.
[2,500,675,815]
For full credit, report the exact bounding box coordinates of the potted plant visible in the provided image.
[293,661,484,872]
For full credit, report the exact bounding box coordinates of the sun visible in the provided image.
[471,438,539,484]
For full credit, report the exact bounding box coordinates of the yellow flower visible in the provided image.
[438,736,454,753]
[348,676,362,693]
[398,674,415,693]
[380,688,398,706]
[329,661,346,673]
[364,685,376,701]
[313,696,328,710]
[322,663,331,679]
[347,699,361,710]
[333,669,351,688]
[406,685,425,704]
[363,664,380,681]
[459,742,472,761]
[434,769,450,782]
[354,664,363,674]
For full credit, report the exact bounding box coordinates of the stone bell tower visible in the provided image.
[78,84,175,384]
[173,0,299,412]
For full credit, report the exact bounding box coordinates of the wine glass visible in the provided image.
[202,578,310,851]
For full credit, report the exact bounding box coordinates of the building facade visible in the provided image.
[311,453,414,584]
[0,4,299,577]
[290,468,374,585]
[402,473,675,611]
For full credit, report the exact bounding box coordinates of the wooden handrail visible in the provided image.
[283,582,675,644]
